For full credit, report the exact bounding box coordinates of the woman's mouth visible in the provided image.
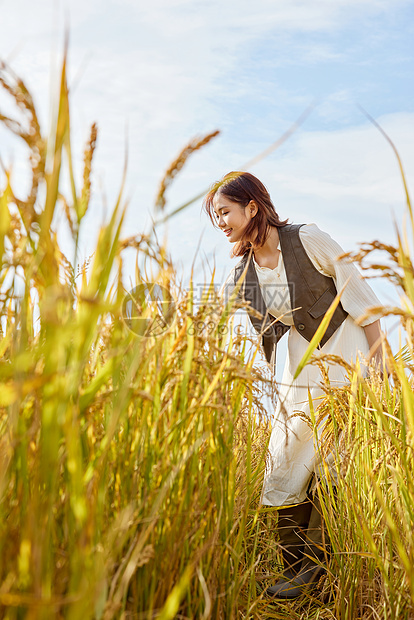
[224,229,232,236]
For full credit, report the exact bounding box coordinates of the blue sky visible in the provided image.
[1,0,413,366]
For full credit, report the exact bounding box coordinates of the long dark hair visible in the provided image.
[203,171,289,257]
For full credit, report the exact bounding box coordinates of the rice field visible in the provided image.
[1,54,414,619]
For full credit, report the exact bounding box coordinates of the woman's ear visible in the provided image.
[248,200,258,218]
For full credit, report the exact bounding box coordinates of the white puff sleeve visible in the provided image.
[299,223,382,326]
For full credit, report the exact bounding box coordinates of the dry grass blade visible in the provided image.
[241,101,315,170]
[358,104,412,218]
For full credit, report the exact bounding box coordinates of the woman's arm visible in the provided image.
[363,319,385,370]
[299,224,383,327]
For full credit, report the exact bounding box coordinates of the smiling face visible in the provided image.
[203,171,287,258]
[212,193,256,243]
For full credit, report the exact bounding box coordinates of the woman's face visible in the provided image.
[212,193,254,243]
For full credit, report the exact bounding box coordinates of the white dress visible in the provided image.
[220,223,382,507]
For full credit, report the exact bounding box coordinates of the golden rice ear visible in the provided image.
[0,61,46,232]
[154,129,220,213]
[77,122,98,223]
[1,46,271,619]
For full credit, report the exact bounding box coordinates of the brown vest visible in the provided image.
[232,223,348,368]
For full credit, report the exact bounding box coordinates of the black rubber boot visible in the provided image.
[266,563,326,599]
[269,500,313,584]
[267,495,329,599]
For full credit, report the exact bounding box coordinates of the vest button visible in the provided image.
[298,323,305,331]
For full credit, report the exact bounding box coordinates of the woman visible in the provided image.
[203,171,383,599]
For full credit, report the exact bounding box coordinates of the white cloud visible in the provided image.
[268,112,414,203]
[160,110,414,289]
[0,0,413,281]
[123,0,411,36]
